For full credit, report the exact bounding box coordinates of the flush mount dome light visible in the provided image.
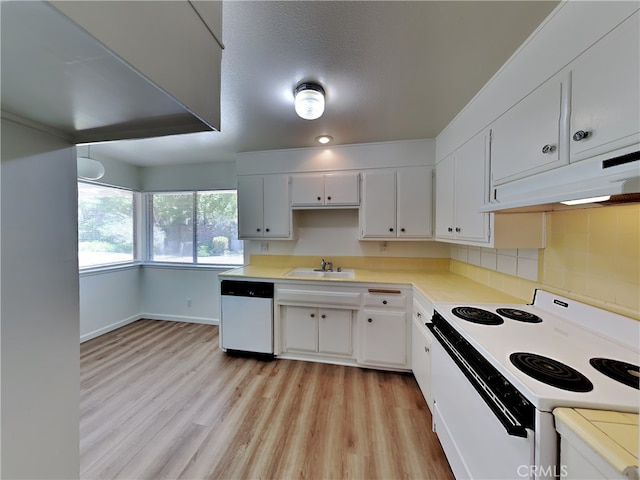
[294,83,325,120]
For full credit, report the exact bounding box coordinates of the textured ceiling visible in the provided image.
[92,1,559,166]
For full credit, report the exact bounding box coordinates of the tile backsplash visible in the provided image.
[450,245,540,282]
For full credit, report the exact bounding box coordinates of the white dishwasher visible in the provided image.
[220,280,274,354]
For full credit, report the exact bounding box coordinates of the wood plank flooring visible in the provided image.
[80,319,454,479]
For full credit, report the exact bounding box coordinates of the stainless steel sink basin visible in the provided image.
[285,268,355,279]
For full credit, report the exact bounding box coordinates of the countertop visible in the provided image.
[554,408,639,478]
[219,264,525,305]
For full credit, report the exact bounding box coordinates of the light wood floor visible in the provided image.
[81,319,454,480]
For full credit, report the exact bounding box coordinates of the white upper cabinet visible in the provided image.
[435,132,490,244]
[238,175,292,239]
[569,11,640,163]
[290,172,360,207]
[360,166,433,240]
[490,74,567,186]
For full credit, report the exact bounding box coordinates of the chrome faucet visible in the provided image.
[320,259,333,271]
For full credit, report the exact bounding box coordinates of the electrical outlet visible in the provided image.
[260,242,269,252]
[378,241,388,252]
[186,298,192,308]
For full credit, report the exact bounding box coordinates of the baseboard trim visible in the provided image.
[80,314,142,343]
[140,313,219,326]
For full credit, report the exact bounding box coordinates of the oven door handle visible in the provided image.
[429,324,530,438]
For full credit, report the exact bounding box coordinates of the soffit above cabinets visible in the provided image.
[0,1,216,143]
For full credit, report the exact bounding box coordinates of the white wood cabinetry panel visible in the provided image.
[490,75,566,185]
[318,309,352,356]
[360,167,433,240]
[238,174,291,239]
[360,310,407,367]
[283,306,317,352]
[290,172,359,207]
[569,11,640,163]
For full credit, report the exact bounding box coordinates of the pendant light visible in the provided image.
[294,83,325,120]
[77,145,105,180]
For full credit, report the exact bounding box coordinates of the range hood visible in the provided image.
[481,147,640,212]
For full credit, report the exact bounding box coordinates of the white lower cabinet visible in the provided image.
[282,306,353,356]
[411,298,434,411]
[360,310,407,367]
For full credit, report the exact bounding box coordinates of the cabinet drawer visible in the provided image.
[363,290,406,309]
[277,286,361,307]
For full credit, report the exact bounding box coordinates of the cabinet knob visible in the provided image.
[417,312,422,318]
[256,228,261,232]
[455,227,461,233]
[265,228,270,232]
[368,318,373,323]
[447,227,453,233]
[400,228,406,232]
[321,314,326,319]
[327,196,332,201]
[572,130,590,141]
[310,313,315,318]
[425,346,430,353]
[317,196,322,201]
[389,227,394,232]
[382,300,388,305]
[541,144,556,154]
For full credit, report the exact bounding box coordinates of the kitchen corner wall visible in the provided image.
[451,205,640,321]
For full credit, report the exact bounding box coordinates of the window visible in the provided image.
[78,182,137,268]
[149,190,243,265]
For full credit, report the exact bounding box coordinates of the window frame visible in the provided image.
[77,180,141,271]
[145,189,244,267]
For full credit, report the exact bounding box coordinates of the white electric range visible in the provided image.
[429,289,639,480]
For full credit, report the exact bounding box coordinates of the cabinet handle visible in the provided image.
[368,318,373,323]
[447,227,453,233]
[382,300,388,305]
[310,313,315,318]
[317,196,322,201]
[572,130,590,141]
[265,228,270,232]
[389,227,394,232]
[321,314,326,319]
[327,196,332,201]
[541,144,556,154]
[417,312,422,318]
[455,227,461,233]
[400,227,406,232]
[425,346,430,353]
[256,228,261,232]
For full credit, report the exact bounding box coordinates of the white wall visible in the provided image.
[246,209,450,259]
[141,266,223,324]
[79,267,142,342]
[142,160,236,191]
[1,119,79,478]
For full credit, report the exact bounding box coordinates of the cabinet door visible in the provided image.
[360,170,397,238]
[360,310,407,367]
[411,317,432,410]
[455,132,490,243]
[397,166,432,238]
[290,174,324,206]
[237,175,264,239]
[490,76,565,185]
[570,12,640,162]
[263,174,291,238]
[434,156,455,239]
[318,309,352,356]
[324,172,360,206]
[283,306,317,352]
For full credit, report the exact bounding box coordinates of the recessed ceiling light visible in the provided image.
[316,135,333,144]
[294,83,325,120]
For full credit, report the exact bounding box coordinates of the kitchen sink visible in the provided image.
[285,268,355,279]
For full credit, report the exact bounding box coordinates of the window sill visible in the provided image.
[79,262,142,277]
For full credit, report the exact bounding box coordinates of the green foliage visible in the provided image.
[211,236,229,255]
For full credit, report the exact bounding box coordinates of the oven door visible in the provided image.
[432,340,535,480]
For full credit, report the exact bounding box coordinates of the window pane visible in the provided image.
[151,193,194,263]
[197,191,243,265]
[78,183,135,268]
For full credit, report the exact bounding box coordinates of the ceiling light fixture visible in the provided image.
[316,135,333,145]
[294,83,325,120]
[77,145,105,180]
